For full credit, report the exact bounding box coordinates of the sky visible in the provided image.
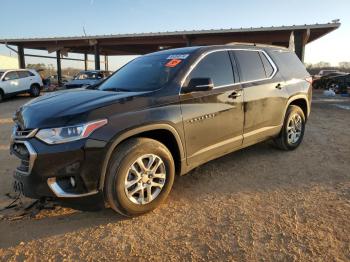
[0,0,349,70]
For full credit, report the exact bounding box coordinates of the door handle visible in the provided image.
[275,83,282,90]
[228,90,242,99]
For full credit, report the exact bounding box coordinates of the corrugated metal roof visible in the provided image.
[0,22,340,43]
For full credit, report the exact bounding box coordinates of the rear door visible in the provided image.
[232,49,288,146]
[180,50,244,166]
[2,71,21,94]
[17,71,32,91]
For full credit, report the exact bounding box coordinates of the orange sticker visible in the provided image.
[165,59,182,67]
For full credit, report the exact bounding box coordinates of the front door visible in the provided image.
[2,71,21,94]
[180,50,244,167]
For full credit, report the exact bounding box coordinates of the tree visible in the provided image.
[313,61,331,68]
[339,62,350,69]
[26,63,47,70]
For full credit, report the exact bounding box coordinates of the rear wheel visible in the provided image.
[274,105,306,150]
[29,84,40,97]
[105,138,175,217]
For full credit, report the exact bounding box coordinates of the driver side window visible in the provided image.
[4,71,19,81]
[187,51,235,88]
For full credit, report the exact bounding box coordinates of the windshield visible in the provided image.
[99,53,189,92]
[75,72,103,80]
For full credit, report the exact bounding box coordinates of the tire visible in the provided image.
[0,91,3,102]
[29,84,40,97]
[273,105,306,150]
[105,138,175,217]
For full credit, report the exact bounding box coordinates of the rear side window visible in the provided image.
[234,50,266,82]
[259,53,274,77]
[188,51,235,87]
[18,71,30,78]
[272,51,309,79]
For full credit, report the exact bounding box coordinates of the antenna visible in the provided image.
[83,26,87,36]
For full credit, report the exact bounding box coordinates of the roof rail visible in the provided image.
[225,42,288,49]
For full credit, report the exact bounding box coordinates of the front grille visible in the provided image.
[11,141,37,175]
[15,129,34,137]
[12,143,29,160]
[18,159,30,173]
[12,125,37,139]
[10,125,38,175]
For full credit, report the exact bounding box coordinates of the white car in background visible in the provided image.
[0,69,43,102]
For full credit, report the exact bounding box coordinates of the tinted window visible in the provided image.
[260,53,274,77]
[4,71,19,80]
[76,72,103,80]
[234,50,266,82]
[188,51,234,87]
[100,53,187,92]
[272,51,308,79]
[18,71,30,78]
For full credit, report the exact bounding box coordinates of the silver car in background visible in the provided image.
[64,70,112,89]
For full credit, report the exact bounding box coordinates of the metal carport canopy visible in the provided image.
[0,22,340,57]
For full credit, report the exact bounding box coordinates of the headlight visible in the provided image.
[36,119,108,144]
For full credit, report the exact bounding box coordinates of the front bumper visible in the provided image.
[10,132,107,206]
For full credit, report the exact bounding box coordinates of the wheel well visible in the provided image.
[289,99,308,119]
[129,129,182,175]
[31,83,40,89]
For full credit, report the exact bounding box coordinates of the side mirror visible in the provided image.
[183,78,214,93]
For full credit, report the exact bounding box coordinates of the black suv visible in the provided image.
[10,44,312,217]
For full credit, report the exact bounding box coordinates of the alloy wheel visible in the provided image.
[124,154,166,205]
[287,114,303,144]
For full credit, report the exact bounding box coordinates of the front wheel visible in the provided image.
[274,105,306,150]
[105,138,175,217]
[29,84,40,97]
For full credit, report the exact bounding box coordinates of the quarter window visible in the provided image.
[234,50,266,82]
[187,51,235,87]
[273,51,308,79]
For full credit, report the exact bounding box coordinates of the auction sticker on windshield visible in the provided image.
[167,54,189,60]
[165,59,182,68]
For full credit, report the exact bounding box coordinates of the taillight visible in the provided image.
[305,76,313,85]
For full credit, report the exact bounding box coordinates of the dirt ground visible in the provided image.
[0,91,349,261]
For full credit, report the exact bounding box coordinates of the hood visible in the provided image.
[14,89,147,129]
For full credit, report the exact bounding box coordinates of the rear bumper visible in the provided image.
[10,136,107,208]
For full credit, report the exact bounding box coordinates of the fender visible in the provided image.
[285,93,310,118]
[98,123,185,190]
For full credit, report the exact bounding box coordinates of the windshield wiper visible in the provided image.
[102,87,131,92]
